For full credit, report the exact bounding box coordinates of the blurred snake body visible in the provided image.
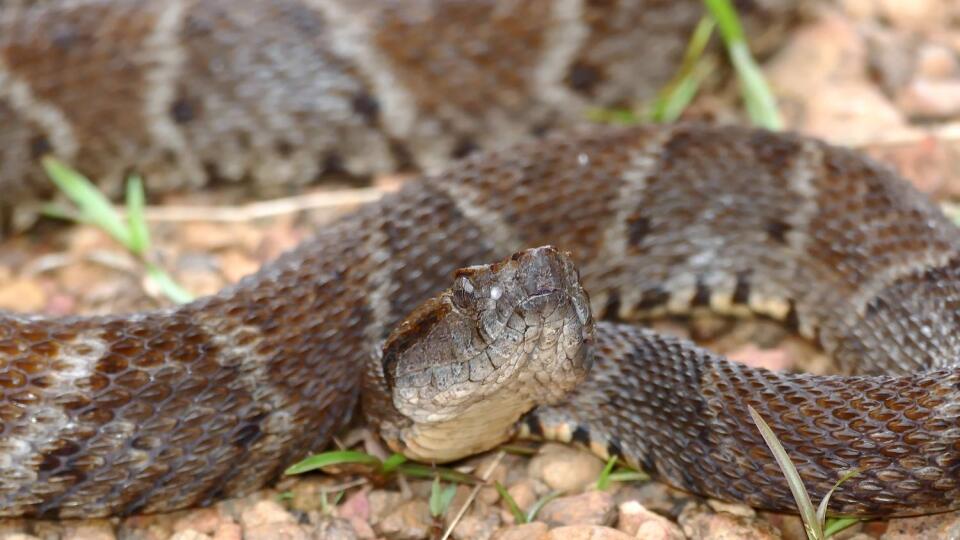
[2,0,960,522]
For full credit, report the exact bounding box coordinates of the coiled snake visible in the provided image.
[2,0,959,523]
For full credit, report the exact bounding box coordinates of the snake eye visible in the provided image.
[452,277,476,309]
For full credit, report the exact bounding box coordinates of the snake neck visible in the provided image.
[384,393,528,463]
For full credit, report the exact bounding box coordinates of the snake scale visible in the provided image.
[2,0,960,523]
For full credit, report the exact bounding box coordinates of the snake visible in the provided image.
[2,0,959,523]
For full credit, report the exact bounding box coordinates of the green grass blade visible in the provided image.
[396,463,480,485]
[651,65,707,122]
[380,453,408,474]
[816,469,861,528]
[823,517,862,538]
[585,107,641,126]
[42,157,132,246]
[145,263,194,304]
[429,477,457,518]
[685,16,717,61]
[816,469,860,524]
[526,491,560,523]
[283,450,382,475]
[647,16,717,122]
[702,0,782,130]
[40,202,83,223]
[748,405,822,539]
[728,43,782,130]
[124,176,150,256]
[595,455,618,491]
[703,0,745,42]
[44,160,192,305]
[319,490,345,515]
[495,482,527,524]
[605,469,650,483]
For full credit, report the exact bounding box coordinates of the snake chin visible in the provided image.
[378,246,594,462]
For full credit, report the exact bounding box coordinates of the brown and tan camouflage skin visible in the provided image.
[7,0,953,523]
[0,0,800,202]
[3,124,960,518]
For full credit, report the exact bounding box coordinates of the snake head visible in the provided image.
[379,246,594,462]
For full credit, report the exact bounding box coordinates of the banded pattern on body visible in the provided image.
[0,0,801,206]
[1,124,960,518]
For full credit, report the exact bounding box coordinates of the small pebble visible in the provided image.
[543,525,633,540]
[377,500,432,540]
[882,510,960,539]
[537,491,616,528]
[617,501,684,539]
[679,503,781,540]
[528,444,604,493]
[491,522,549,540]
